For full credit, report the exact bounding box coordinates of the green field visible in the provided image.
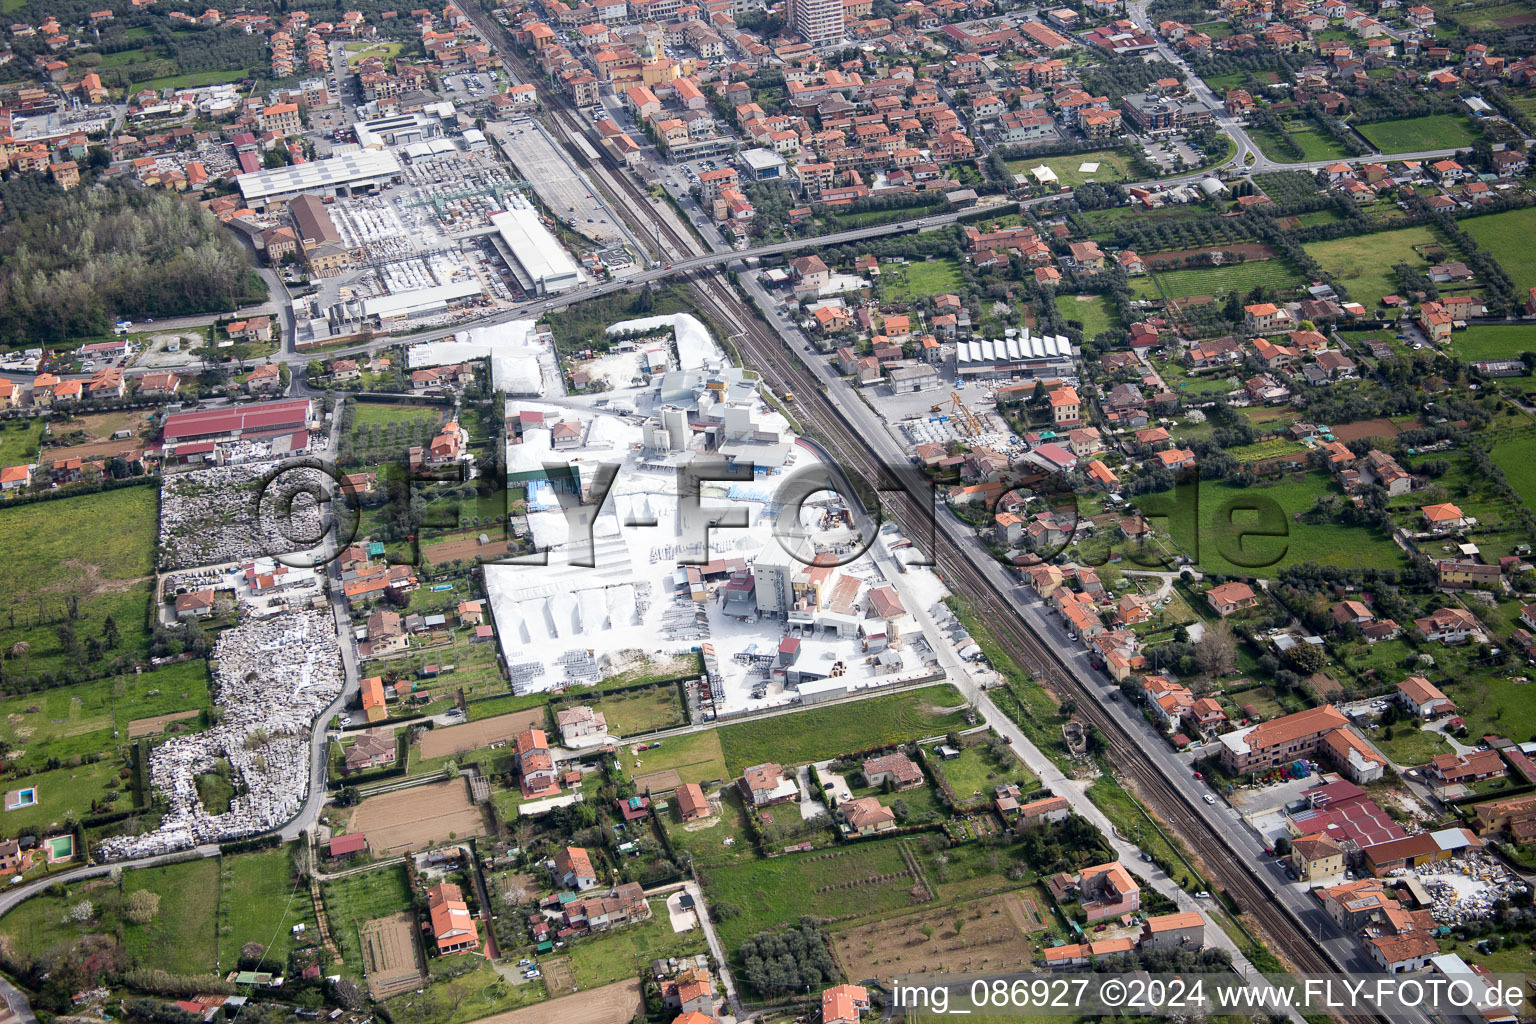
[1355,114,1479,153]
[1491,429,1536,515]
[1251,125,1350,163]
[933,741,1035,806]
[718,684,970,774]
[561,685,685,737]
[345,41,404,66]
[1135,259,1304,301]
[1006,149,1134,188]
[879,258,963,301]
[0,856,221,973]
[0,755,128,832]
[322,864,416,978]
[662,783,755,866]
[620,728,727,785]
[351,401,445,429]
[0,484,159,678]
[0,659,211,767]
[1463,207,1536,296]
[97,46,159,67]
[1063,294,1121,340]
[1449,324,1536,362]
[218,848,322,971]
[1152,474,1410,576]
[1304,224,1458,308]
[1370,725,1452,767]
[564,898,707,988]
[0,418,43,466]
[699,839,916,949]
[139,68,251,91]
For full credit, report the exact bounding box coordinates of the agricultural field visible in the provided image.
[698,839,920,949]
[0,856,221,974]
[1491,429,1536,512]
[1463,207,1536,296]
[879,258,964,301]
[346,779,486,853]
[831,890,1050,981]
[1156,474,1409,576]
[564,900,707,989]
[1455,1,1536,28]
[1006,150,1134,187]
[1134,259,1303,301]
[0,484,159,677]
[1062,294,1121,340]
[321,863,416,978]
[717,684,970,775]
[1226,438,1309,463]
[1354,114,1478,152]
[1304,225,1460,308]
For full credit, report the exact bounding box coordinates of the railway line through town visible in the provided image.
[390,10,1405,1016]
[527,83,1391,1014]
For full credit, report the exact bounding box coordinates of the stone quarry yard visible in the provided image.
[346,778,487,853]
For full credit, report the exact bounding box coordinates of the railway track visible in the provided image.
[687,278,1343,973]
[465,11,1373,1004]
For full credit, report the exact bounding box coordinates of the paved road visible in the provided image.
[278,408,361,843]
[730,265,1420,996]
[646,880,744,1019]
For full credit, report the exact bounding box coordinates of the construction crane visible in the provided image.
[949,390,982,436]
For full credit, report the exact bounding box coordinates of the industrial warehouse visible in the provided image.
[234,114,588,346]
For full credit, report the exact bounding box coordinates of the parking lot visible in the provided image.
[485,117,630,247]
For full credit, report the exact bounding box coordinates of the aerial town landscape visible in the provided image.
[5,0,1536,1019]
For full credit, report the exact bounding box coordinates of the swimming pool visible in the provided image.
[45,834,74,863]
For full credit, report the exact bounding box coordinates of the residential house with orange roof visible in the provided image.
[821,985,870,1024]
[516,727,560,798]
[1077,861,1140,921]
[426,881,480,954]
[360,675,386,723]
[552,845,598,890]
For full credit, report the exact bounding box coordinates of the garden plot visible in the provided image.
[158,463,327,570]
[347,778,485,852]
[833,891,1045,981]
[97,609,344,859]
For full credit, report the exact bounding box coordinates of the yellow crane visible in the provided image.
[949,390,982,436]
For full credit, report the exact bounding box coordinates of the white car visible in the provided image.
[1202,793,1215,804]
